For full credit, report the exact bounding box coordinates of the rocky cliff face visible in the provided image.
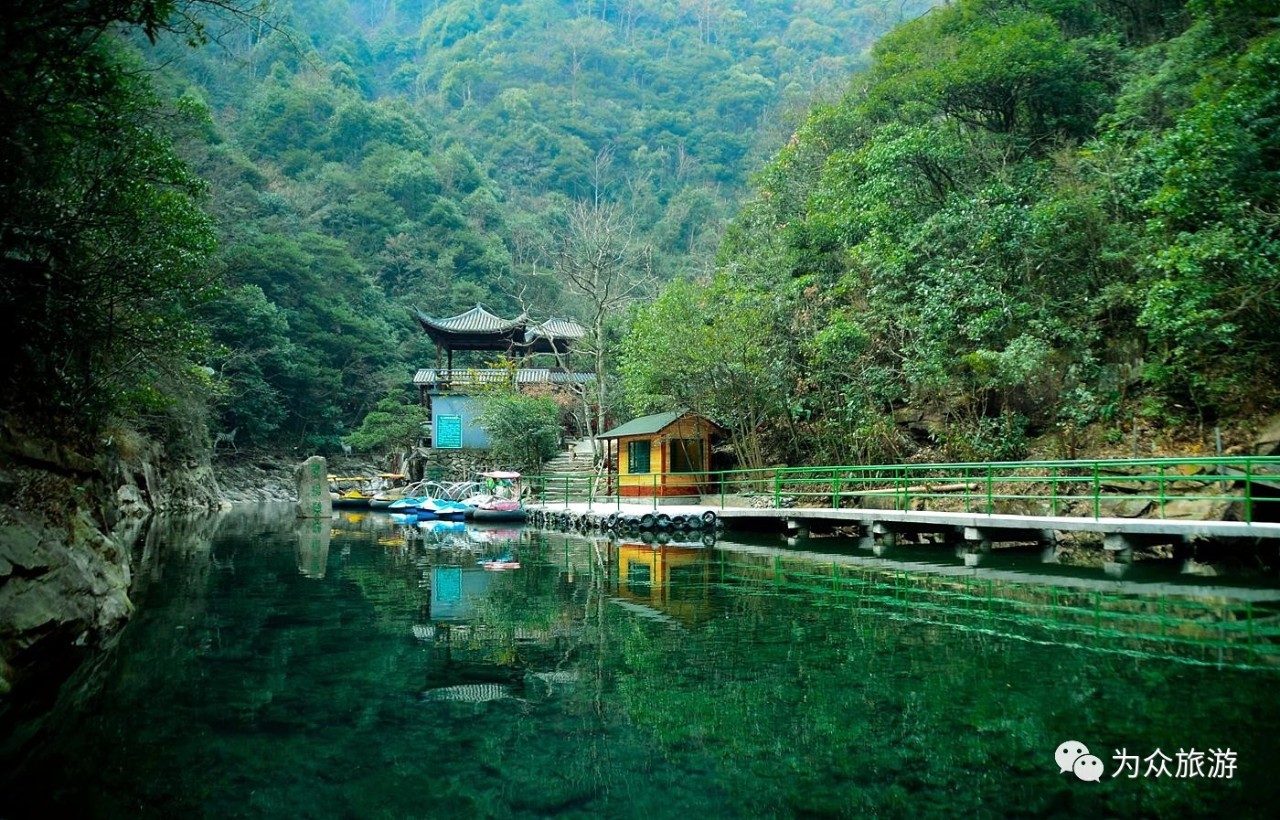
[0,421,222,698]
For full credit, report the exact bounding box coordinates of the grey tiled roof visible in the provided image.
[415,305,526,334]
[525,318,587,342]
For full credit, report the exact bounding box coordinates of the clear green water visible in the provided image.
[4,505,1280,818]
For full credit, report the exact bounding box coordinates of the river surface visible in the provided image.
[3,504,1279,818]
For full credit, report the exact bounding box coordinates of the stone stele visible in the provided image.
[295,456,332,519]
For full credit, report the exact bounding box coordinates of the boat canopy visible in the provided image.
[480,470,521,480]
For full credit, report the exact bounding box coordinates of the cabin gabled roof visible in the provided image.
[598,410,725,440]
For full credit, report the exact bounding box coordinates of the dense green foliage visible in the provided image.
[478,392,562,469]
[9,0,1274,469]
[0,2,218,436]
[625,0,1280,467]
[141,0,929,449]
[345,396,429,452]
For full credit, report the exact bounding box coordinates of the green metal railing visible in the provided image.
[526,455,1280,523]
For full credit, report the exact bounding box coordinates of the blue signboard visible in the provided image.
[435,414,463,449]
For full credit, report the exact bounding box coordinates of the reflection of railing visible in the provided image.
[714,549,1280,670]
[526,456,1280,523]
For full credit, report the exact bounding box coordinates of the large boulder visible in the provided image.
[1255,414,1280,456]
[295,456,331,518]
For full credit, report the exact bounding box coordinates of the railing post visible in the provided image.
[720,470,726,510]
[1051,467,1059,517]
[1245,459,1254,524]
[832,474,840,509]
[964,466,971,513]
[986,465,993,514]
[563,475,569,509]
[1158,464,1165,519]
[774,470,781,509]
[1092,463,1100,519]
[901,466,910,512]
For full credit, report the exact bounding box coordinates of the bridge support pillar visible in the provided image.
[1103,561,1132,579]
[963,528,994,550]
[962,526,993,565]
[1104,533,1135,563]
[871,522,897,553]
[1039,530,1061,563]
[785,519,810,539]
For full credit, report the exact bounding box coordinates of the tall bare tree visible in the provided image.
[552,199,654,455]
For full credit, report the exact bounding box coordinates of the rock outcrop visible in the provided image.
[0,418,221,698]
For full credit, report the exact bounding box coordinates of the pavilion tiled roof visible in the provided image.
[414,304,527,334]
[525,318,586,343]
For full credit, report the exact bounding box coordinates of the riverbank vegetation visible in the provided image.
[623,0,1280,470]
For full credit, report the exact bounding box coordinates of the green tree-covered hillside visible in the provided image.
[624,0,1280,468]
[144,0,934,449]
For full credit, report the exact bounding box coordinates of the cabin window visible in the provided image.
[626,561,651,596]
[669,439,702,474]
[627,440,650,474]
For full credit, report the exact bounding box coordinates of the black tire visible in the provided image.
[701,510,717,526]
[656,513,672,529]
[640,513,657,530]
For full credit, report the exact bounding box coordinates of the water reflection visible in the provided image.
[3,507,1279,818]
[293,517,330,578]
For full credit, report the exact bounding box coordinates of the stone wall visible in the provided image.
[410,448,507,483]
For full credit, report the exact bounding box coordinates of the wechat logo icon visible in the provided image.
[1056,740,1104,782]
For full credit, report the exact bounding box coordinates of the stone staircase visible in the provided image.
[538,438,603,502]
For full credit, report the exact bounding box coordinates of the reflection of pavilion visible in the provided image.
[430,565,497,622]
[612,542,711,625]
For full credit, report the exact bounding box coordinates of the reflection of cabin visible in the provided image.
[412,305,591,449]
[614,543,710,624]
[600,411,725,499]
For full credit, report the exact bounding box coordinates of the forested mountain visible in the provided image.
[141,0,933,449]
[5,0,1274,469]
[623,0,1280,468]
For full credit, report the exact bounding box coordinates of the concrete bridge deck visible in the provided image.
[525,501,1280,567]
[528,501,1280,540]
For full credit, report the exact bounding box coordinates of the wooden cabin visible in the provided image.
[599,411,725,499]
